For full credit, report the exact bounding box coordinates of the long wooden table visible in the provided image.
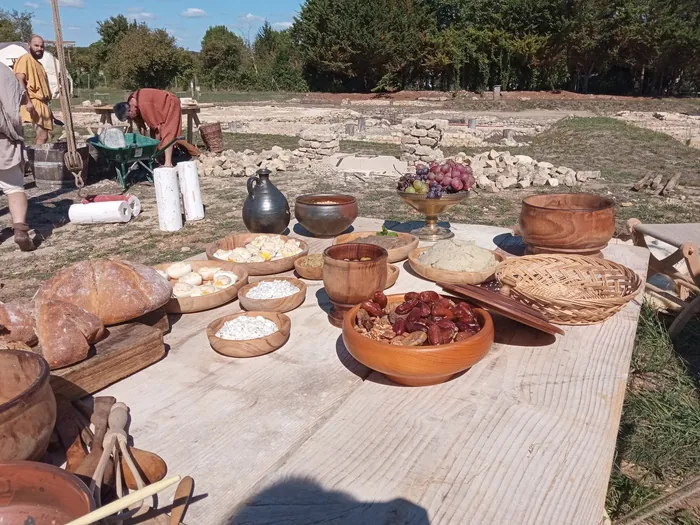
[101,218,649,525]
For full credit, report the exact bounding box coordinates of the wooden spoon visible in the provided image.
[123,447,168,490]
[74,397,115,481]
[55,396,88,472]
[170,476,194,525]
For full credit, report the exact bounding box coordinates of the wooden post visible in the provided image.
[468,118,477,129]
[358,118,366,133]
[345,123,356,136]
[493,85,501,99]
[503,129,514,140]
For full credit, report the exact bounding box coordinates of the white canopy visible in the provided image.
[0,42,73,98]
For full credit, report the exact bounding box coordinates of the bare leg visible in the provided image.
[35,126,49,145]
[164,146,174,167]
[7,192,28,225]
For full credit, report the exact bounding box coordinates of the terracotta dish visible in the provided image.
[334,231,419,263]
[408,247,504,285]
[342,294,494,386]
[0,461,94,524]
[294,194,358,237]
[323,244,388,327]
[519,193,615,257]
[0,350,56,462]
[238,277,307,313]
[294,255,324,280]
[206,233,309,276]
[153,261,249,314]
[206,311,291,358]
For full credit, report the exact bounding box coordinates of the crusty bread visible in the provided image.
[35,300,105,369]
[0,300,38,346]
[35,259,172,325]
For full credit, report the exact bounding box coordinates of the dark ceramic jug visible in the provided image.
[242,169,290,234]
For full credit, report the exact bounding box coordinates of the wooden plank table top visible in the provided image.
[99,218,649,525]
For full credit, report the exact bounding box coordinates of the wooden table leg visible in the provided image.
[187,113,193,144]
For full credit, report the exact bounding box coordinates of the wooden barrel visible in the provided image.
[26,142,90,188]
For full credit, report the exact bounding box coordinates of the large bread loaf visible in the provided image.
[0,301,38,346]
[35,300,105,369]
[35,259,172,325]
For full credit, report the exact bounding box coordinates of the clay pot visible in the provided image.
[0,461,94,524]
[0,350,56,462]
[519,193,615,256]
[242,169,290,234]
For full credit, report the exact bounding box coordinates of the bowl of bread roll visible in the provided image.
[154,261,249,314]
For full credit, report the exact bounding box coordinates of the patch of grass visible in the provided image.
[340,140,402,157]
[219,133,300,152]
[607,304,700,523]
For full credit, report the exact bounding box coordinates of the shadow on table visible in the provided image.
[493,233,526,256]
[383,219,451,233]
[335,335,371,380]
[293,223,355,238]
[226,477,429,525]
[315,287,333,315]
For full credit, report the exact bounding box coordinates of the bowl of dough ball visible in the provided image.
[206,233,308,276]
[153,260,249,314]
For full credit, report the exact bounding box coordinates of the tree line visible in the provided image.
[3,1,700,96]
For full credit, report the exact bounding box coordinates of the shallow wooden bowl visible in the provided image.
[385,264,400,289]
[206,233,309,276]
[294,256,324,280]
[342,294,494,386]
[334,231,419,263]
[206,311,291,358]
[0,350,56,462]
[408,247,504,285]
[153,261,249,314]
[238,277,307,313]
[519,193,615,256]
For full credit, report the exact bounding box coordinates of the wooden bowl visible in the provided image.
[206,233,309,276]
[385,264,399,289]
[238,277,307,313]
[342,294,494,386]
[0,461,94,524]
[0,350,56,462]
[294,194,358,237]
[334,231,419,263]
[408,247,504,285]
[294,255,324,280]
[206,311,291,358]
[520,193,615,257]
[323,244,389,327]
[153,261,249,314]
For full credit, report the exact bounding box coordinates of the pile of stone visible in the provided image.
[400,119,448,163]
[196,146,312,178]
[449,150,600,192]
[297,130,340,159]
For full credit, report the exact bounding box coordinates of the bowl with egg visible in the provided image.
[408,239,505,286]
[206,233,309,276]
[294,194,358,238]
[153,261,249,314]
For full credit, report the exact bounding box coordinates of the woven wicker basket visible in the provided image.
[495,254,643,325]
[199,122,223,153]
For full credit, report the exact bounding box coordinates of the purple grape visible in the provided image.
[435,173,444,182]
[441,177,452,187]
[451,179,464,191]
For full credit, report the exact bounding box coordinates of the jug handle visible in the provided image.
[247,176,259,197]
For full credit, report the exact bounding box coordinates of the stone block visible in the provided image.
[410,128,429,138]
[414,145,435,156]
[496,175,518,189]
[402,135,419,145]
[514,155,534,165]
[419,137,438,147]
[547,177,560,187]
[516,177,532,188]
[427,129,442,139]
[533,170,549,186]
[538,161,554,169]
[415,119,435,130]
[563,173,576,187]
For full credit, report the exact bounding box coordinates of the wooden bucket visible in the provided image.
[26,142,89,188]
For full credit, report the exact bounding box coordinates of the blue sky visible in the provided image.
[6,0,303,50]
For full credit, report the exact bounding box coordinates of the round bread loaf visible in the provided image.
[0,301,38,346]
[35,259,172,325]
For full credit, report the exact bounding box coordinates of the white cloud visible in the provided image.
[66,25,81,31]
[34,18,48,26]
[240,13,264,23]
[272,21,293,30]
[181,8,207,18]
[45,0,85,7]
[24,2,40,8]
[128,11,156,21]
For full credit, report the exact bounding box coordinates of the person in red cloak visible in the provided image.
[114,89,200,167]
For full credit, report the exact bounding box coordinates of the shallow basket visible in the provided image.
[494,254,643,325]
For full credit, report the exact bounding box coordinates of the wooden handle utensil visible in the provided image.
[170,476,194,525]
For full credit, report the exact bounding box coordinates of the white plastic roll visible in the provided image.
[153,167,183,232]
[177,161,204,221]
[68,201,132,224]
[127,195,141,217]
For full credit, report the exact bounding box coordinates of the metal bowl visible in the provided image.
[397,191,469,241]
[294,194,358,238]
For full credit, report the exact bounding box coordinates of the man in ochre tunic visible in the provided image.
[13,35,52,145]
[114,89,199,167]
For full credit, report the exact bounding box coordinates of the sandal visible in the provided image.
[12,223,36,252]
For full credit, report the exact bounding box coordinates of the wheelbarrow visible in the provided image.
[87,133,183,191]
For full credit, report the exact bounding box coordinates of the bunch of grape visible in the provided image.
[397,160,476,199]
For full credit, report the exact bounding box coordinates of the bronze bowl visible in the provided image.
[295,194,359,238]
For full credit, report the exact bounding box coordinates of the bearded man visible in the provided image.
[13,35,52,145]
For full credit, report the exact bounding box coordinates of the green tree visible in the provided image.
[0,9,32,42]
[199,25,246,89]
[97,15,133,47]
[106,24,184,90]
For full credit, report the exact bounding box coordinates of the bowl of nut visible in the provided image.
[342,290,494,386]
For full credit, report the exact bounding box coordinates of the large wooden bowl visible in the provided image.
[238,277,307,313]
[342,294,494,386]
[334,231,419,263]
[519,193,615,256]
[206,311,291,358]
[408,247,504,285]
[206,233,309,276]
[0,461,94,524]
[153,261,249,314]
[294,194,359,237]
[0,350,56,462]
